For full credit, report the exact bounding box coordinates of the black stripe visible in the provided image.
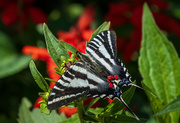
[60,76,71,84]
[94,35,104,44]
[55,81,68,89]
[75,71,87,80]
[88,44,97,51]
[88,42,98,49]
[87,78,100,86]
[98,32,105,43]
[91,39,100,46]
[63,70,74,80]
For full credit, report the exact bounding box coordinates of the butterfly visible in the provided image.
[47,30,141,120]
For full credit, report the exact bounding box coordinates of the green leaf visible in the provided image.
[156,95,180,116]
[103,21,111,31]
[45,78,57,83]
[139,3,180,122]
[0,31,31,78]
[32,109,66,123]
[18,97,35,123]
[59,114,80,123]
[18,97,66,123]
[89,21,111,41]
[104,114,147,123]
[43,23,69,67]
[84,97,100,113]
[59,41,78,54]
[0,55,31,78]
[39,102,51,115]
[88,108,104,115]
[29,60,50,92]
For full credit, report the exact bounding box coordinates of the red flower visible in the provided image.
[0,0,47,27]
[57,5,95,53]
[58,107,77,118]
[106,0,180,62]
[33,96,43,108]
[105,3,133,27]
[22,46,58,89]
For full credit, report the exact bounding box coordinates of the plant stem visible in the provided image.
[77,101,86,123]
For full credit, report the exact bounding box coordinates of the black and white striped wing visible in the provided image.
[86,31,130,79]
[47,61,115,110]
[47,61,89,110]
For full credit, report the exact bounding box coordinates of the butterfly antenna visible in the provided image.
[129,83,156,97]
[117,95,139,120]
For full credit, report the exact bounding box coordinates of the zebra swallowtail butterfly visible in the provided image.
[47,30,141,120]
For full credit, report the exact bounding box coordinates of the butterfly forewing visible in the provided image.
[86,31,131,80]
[47,61,90,110]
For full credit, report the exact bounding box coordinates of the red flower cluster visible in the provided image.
[57,5,95,53]
[22,46,58,89]
[0,0,47,27]
[106,0,180,62]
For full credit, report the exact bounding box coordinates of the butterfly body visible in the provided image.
[47,30,139,120]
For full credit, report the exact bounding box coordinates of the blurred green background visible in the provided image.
[0,0,180,122]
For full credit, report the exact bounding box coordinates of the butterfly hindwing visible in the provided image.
[85,61,115,99]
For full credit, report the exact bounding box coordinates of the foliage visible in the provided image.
[139,3,180,123]
[18,97,66,123]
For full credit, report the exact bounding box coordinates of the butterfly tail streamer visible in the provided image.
[117,95,140,120]
[129,83,156,97]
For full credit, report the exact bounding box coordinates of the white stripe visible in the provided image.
[70,78,88,88]
[101,32,104,36]
[57,79,69,86]
[97,35,104,42]
[67,70,74,76]
[50,92,56,95]
[107,31,114,56]
[93,38,102,45]
[121,62,123,66]
[86,47,113,72]
[99,45,111,58]
[90,41,99,48]
[72,64,86,73]
[100,94,106,98]
[108,95,114,99]
[87,71,105,84]
[88,43,97,50]
[53,86,63,91]
[109,59,116,65]
[93,95,98,98]
[125,73,129,77]
[61,75,72,85]
[48,91,86,104]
